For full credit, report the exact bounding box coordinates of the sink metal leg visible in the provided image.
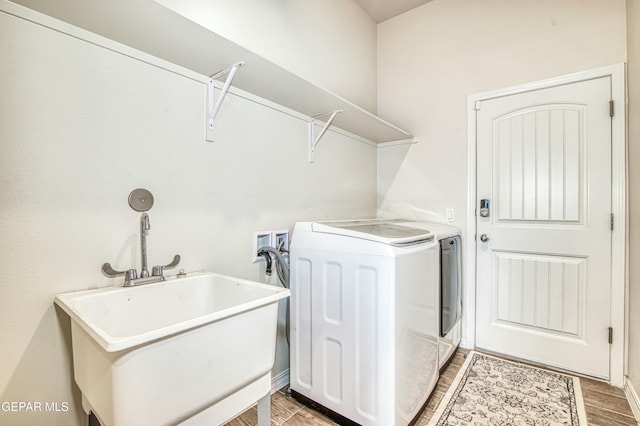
[257,392,271,426]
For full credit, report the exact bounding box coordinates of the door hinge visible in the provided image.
[608,327,613,344]
[609,100,614,118]
[474,100,481,111]
[610,213,614,231]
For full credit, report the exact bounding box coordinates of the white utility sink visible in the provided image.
[55,271,290,426]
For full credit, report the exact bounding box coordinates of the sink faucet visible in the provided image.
[140,213,150,278]
[102,212,181,286]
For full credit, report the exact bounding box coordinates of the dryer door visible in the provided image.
[440,236,461,337]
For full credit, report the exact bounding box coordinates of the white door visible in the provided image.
[475,77,612,379]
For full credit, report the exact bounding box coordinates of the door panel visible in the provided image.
[493,251,586,336]
[475,77,612,379]
[495,106,585,223]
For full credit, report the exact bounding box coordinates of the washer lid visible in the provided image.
[311,220,434,246]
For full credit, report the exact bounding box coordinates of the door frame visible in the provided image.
[466,63,627,386]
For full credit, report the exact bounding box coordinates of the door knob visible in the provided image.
[480,234,490,242]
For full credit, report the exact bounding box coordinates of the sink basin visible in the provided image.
[55,271,290,426]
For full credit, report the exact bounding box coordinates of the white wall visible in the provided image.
[0,8,377,426]
[377,0,627,339]
[626,0,640,406]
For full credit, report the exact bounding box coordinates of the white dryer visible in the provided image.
[394,221,463,369]
[289,220,440,426]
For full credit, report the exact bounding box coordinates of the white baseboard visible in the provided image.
[459,337,472,350]
[625,378,640,425]
[271,369,290,393]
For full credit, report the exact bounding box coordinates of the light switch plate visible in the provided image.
[446,208,455,223]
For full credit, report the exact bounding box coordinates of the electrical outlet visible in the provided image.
[273,230,289,252]
[253,231,272,263]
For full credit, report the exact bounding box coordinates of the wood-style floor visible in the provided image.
[225,348,638,425]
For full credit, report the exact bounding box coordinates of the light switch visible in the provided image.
[446,208,455,223]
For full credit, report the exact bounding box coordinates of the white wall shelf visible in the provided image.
[9,0,417,146]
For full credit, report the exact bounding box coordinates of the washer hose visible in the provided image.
[257,251,273,275]
[257,245,290,347]
[257,246,289,287]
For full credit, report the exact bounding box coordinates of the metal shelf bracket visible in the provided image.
[207,61,245,131]
[308,109,343,162]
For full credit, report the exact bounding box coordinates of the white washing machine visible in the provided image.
[289,220,440,426]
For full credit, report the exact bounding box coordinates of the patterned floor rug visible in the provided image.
[428,351,588,425]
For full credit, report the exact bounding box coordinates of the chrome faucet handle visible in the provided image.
[151,255,181,277]
[102,263,138,281]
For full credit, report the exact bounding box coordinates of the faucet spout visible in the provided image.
[140,213,150,278]
[102,189,183,287]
